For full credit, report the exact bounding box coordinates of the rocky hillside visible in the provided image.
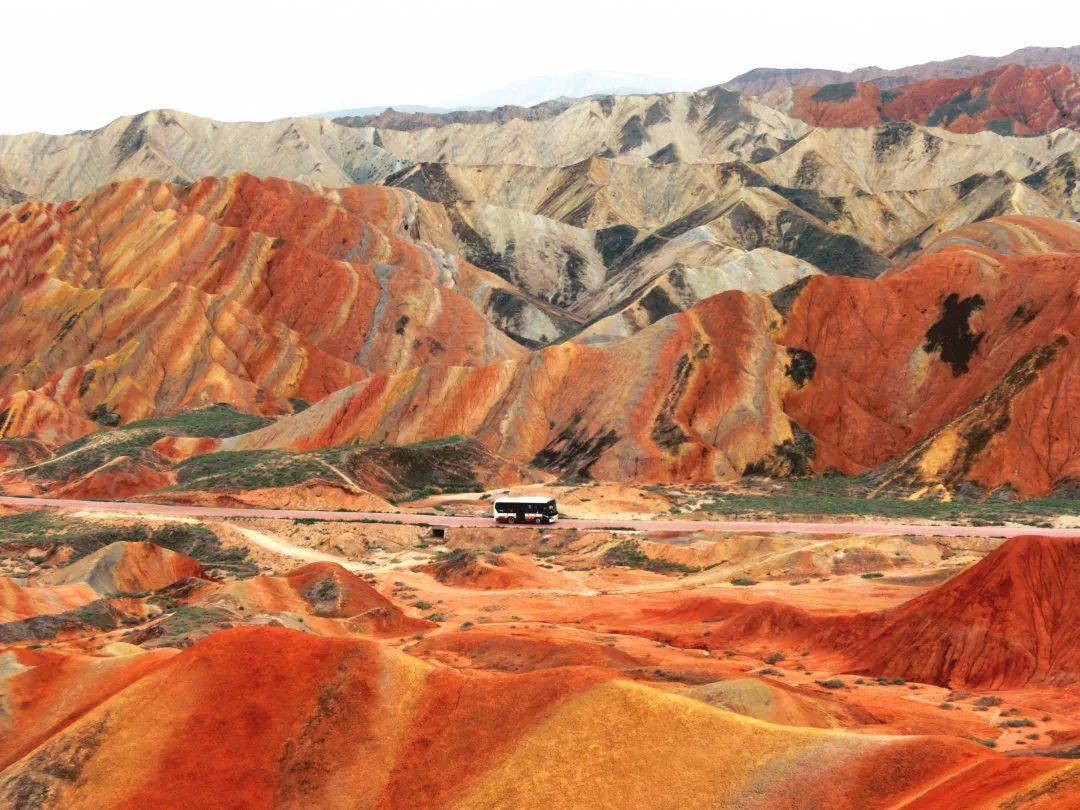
[768,64,1080,135]
[0,173,573,443]
[206,214,1080,496]
[0,58,1079,497]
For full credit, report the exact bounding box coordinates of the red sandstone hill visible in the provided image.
[225,289,800,483]
[0,173,549,446]
[773,64,1080,135]
[722,45,1080,95]
[851,536,1080,689]
[38,541,206,596]
[197,561,433,637]
[419,550,566,590]
[215,214,1080,494]
[662,535,1080,691]
[2,625,1078,807]
[782,216,1080,496]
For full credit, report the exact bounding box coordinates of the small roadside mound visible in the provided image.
[851,535,1080,689]
[50,456,173,500]
[420,550,564,590]
[200,562,432,637]
[37,541,207,596]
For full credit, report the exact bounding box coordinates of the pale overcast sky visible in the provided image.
[4,0,1078,134]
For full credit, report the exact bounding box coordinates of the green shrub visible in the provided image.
[730,577,758,587]
[692,479,1080,526]
[811,82,857,103]
[603,540,698,574]
[30,405,273,482]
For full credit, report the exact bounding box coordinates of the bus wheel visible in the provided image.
[506,515,516,524]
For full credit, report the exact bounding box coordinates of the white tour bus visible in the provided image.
[492,495,559,524]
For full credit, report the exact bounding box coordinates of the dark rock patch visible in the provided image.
[768,185,841,222]
[793,152,822,186]
[594,225,638,270]
[651,355,694,451]
[644,100,671,126]
[810,82,857,103]
[923,293,986,376]
[873,122,915,157]
[648,143,679,165]
[744,421,816,477]
[639,286,680,323]
[776,211,887,278]
[111,114,148,166]
[769,276,814,318]
[618,115,648,153]
[89,404,121,427]
[387,163,461,205]
[785,348,817,387]
[532,417,619,479]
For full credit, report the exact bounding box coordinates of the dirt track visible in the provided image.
[2,495,1078,538]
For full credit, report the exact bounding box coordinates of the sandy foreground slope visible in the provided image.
[3,504,1080,806]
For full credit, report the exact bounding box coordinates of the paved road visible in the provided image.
[2,495,1077,538]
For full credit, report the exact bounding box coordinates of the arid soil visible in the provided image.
[3,503,1080,806]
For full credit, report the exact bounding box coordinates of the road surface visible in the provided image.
[2,495,1078,538]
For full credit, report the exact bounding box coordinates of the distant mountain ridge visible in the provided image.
[318,70,695,123]
[447,69,696,108]
[0,109,409,201]
[722,44,1080,95]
